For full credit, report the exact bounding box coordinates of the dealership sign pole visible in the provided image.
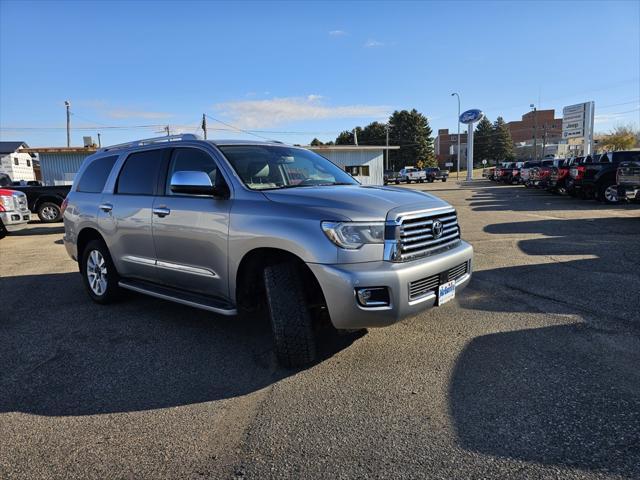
[562,101,595,156]
[459,109,484,181]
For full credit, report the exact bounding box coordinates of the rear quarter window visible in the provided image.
[76,155,118,193]
[116,149,166,195]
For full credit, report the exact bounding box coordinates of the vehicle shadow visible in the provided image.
[0,272,362,416]
[467,182,640,212]
[449,323,640,477]
[10,225,65,236]
[461,216,640,324]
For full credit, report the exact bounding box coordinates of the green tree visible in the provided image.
[335,127,362,145]
[388,109,434,169]
[473,117,493,166]
[360,121,387,145]
[310,138,323,146]
[491,116,515,163]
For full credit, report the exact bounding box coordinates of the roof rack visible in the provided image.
[99,134,200,152]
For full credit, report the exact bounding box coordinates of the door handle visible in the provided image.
[99,203,113,213]
[153,207,171,217]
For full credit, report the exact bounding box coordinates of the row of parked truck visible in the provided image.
[384,167,449,184]
[483,151,640,204]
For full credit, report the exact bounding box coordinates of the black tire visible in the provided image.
[0,221,6,239]
[428,178,434,183]
[263,262,317,367]
[80,239,121,304]
[395,180,400,185]
[37,201,61,223]
[597,181,619,204]
[442,178,447,182]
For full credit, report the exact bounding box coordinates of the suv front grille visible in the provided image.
[408,261,469,300]
[397,210,460,261]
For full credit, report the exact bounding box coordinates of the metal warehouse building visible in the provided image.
[307,145,399,186]
[22,147,97,186]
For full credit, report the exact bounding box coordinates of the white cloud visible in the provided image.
[329,30,347,36]
[106,109,173,120]
[214,96,390,129]
[364,39,384,48]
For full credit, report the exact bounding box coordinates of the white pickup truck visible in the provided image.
[399,167,426,183]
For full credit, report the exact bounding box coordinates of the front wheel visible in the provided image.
[263,263,317,367]
[37,202,62,223]
[80,239,121,304]
[442,178,447,182]
[599,183,620,204]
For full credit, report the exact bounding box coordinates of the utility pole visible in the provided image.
[385,124,389,170]
[541,124,547,159]
[97,132,102,148]
[202,113,207,140]
[165,125,170,136]
[451,93,461,180]
[530,104,537,160]
[353,128,358,146]
[65,100,71,147]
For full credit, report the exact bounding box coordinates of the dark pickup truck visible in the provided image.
[424,167,449,182]
[568,151,639,203]
[3,182,70,223]
[617,160,640,202]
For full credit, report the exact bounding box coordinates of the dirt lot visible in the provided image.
[1,180,639,479]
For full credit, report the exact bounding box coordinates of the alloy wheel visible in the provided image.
[86,249,108,295]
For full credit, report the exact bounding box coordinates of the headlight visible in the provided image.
[321,221,385,249]
[0,195,14,212]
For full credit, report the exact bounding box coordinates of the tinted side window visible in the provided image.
[76,155,118,193]
[166,148,223,195]
[117,149,165,195]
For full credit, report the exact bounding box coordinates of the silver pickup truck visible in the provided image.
[63,135,473,366]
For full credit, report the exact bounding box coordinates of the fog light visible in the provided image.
[356,287,390,307]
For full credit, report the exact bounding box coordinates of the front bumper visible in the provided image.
[618,185,640,200]
[0,210,30,232]
[308,240,473,329]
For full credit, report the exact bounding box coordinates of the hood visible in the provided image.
[262,185,451,221]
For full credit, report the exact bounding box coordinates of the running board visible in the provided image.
[118,279,237,316]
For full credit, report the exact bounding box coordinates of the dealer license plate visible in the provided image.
[437,280,456,306]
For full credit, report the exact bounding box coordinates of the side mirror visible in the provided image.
[170,171,229,198]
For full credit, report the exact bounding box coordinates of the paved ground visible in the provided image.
[1,180,639,479]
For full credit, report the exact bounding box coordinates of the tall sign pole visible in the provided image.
[459,109,484,182]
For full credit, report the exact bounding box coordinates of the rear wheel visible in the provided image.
[80,239,121,304]
[263,262,317,368]
[0,221,6,239]
[37,202,61,223]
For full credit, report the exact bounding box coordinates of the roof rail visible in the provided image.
[99,134,200,152]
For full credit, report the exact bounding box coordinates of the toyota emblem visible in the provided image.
[432,220,444,239]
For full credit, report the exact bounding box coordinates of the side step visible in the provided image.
[118,279,237,316]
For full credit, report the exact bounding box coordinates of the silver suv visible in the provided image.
[63,134,473,366]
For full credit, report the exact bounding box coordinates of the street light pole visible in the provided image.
[451,93,461,180]
[64,100,71,147]
[530,104,537,160]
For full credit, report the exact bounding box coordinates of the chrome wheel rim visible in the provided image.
[604,185,618,203]
[87,250,108,295]
[41,205,58,220]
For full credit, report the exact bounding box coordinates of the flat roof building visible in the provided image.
[307,145,400,185]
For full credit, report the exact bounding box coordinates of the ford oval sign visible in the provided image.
[459,109,484,124]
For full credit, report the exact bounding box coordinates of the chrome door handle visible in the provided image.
[153,207,171,217]
[99,203,113,213]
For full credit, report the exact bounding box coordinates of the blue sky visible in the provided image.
[1,0,639,147]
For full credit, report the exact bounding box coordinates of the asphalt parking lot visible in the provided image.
[1,180,639,479]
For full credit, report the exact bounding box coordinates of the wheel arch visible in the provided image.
[76,227,107,264]
[234,247,326,312]
[33,195,64,211]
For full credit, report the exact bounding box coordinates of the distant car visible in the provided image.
[616,159,640,202]
[399,167,426,183]
[8,184,71,222]
[384,170,400,185]
[482,167,496,179]
[424,167,448,182]
[569,151,638,203]
[520,161,541,186]
[0,188,31,239]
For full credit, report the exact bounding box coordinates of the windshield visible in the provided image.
[217,145,359,190]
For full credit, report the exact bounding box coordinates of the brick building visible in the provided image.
[435,129,468,167]
[507,109,563,145]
